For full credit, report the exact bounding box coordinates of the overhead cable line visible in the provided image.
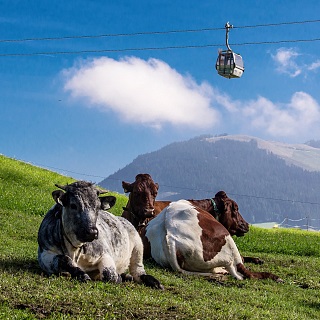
[234,19,320,29]
[0,19,320,43]
[0,27,224,43]
[1,37,320,57]
[26,160,320,207]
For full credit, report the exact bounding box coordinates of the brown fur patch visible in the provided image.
[197,208,229,262]
[176,249,186,269]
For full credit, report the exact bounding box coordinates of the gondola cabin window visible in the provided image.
[216,51,244,79]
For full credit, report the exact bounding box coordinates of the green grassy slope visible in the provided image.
[0,155,320,319]
[0,154,127,217]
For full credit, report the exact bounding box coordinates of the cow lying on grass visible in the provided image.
[122,174,281,281]
[146,200,282,281]
[38,181,163,289]
[153,192,263,265]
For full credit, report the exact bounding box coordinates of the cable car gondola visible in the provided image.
[216,22,244,79]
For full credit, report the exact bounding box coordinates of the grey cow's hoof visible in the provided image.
[121,273,134,282]
[140,274,164,290]
[102,268,122,283]
[77,273,91,282]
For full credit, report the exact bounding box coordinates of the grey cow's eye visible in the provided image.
[70,204,77,210]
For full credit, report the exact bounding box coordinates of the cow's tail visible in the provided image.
[164,233,213,277]
[163,211,214,277]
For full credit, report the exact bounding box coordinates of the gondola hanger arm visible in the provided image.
[225,22,233,51]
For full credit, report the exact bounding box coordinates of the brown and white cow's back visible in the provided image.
[146,200,282,282]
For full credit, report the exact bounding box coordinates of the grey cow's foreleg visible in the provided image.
[54,254,91,282]
[129,244,164,290]
[102,266,122,283]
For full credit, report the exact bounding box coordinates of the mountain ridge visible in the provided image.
[205,134,320,172]
[100,135,320,230]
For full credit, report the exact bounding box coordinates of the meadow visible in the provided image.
[0,154,320,319]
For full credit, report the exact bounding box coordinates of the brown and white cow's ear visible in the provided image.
[122,181,133,193]
[155,183,159,190]
[100,196,117,210]
[215,190,228,199]
[52,190,65,205]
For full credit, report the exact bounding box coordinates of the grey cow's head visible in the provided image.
[52,181,116,246]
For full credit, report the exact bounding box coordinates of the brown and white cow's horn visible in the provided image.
[215,190,227,199]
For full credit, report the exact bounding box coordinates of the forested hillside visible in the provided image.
[100,135,320,229]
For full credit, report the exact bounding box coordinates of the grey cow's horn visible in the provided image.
[55,183,68,191]
[97,188,109,195]
[54,182,108,194]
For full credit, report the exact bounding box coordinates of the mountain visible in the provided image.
[210,135,320,172]
[100,135,320,230]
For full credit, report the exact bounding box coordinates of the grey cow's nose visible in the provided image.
[86,228,99,241]
[91,228,99,239]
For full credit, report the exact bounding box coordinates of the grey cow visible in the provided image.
[38,181,163,289]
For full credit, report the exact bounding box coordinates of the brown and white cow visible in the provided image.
[155,190,250,238]
[145,200,282,281]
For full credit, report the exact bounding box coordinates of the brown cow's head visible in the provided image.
[213,191,249,237]
[122,174,159,229]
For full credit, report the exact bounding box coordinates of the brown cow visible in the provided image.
[122,174,263,265]
[122,173,159,230]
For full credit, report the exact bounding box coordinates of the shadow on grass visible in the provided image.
[0,257,42,275]
[303,301,320,311]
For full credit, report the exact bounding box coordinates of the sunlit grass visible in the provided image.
[235,225,320,257]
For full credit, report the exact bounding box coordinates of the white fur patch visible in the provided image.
[146,200,244,279]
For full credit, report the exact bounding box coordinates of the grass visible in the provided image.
[1,155,320,319]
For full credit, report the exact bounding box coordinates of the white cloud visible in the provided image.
[239,92,320,138]
[271,48,301,77]
[63,56,219,129]
[63,56,320,142]
[271,48,320,77]
[308,59,320,71]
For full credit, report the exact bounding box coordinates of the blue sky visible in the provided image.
[1,1,320,181]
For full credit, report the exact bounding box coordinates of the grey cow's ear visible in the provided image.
[52,190,65,205]
[100,196,117,210]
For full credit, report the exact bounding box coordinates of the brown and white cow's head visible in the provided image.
[122,174,159,229]
[213,191,249,237]
[53,181,116,246]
